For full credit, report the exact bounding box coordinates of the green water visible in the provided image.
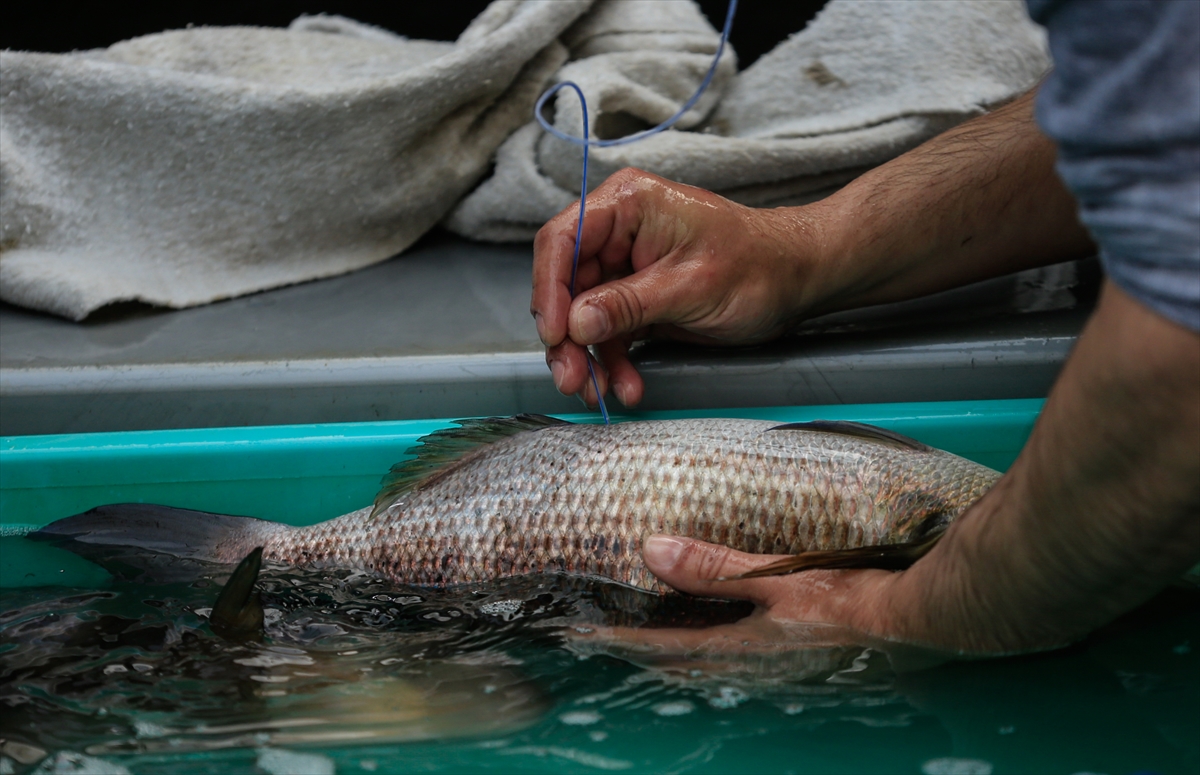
[2,401,1198,774]
[1,564,1197,775]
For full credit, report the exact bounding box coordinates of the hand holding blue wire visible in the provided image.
[531,168,819,408]
[531,0,738,421]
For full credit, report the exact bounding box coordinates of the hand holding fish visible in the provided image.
[581,285,1200,657]
[570,536,901,663]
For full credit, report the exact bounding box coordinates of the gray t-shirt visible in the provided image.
[1027,0,1200,331]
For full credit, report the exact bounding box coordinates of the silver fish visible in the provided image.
[34,415,1001,593]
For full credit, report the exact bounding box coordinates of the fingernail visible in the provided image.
[643,535,684,571]
[534,312,548,345]
[549,359,565,390]
[613,381,631,406]
[575,304,610,343]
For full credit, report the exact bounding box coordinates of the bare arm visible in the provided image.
[587,279,1200,654]
[808,89,1095,314]
[874,279,1200,652]
[531,89,1096,407]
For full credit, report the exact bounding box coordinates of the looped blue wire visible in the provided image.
[533,0,737,424]
[535,0,738,151]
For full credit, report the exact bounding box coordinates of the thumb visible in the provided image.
[642,535,790,606]
[567,263,694,345]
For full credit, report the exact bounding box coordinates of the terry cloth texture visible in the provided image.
[446,0,1051,241]
[0,3,591,320]
[1,0,1049,320]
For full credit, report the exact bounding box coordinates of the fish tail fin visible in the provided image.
[28,503,281,581]
[717,532,944,581]
[210,547,266,642]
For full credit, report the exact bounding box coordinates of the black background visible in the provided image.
[0,1,826,69]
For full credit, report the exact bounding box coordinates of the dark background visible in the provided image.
[0,1,826,69]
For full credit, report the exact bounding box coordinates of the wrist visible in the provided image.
[768,185,896,321]
[751,198,849,324]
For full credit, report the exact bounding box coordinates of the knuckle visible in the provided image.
[609,167,658,197]
[536,214,570,244]
[690,543,737,582]
[604,285,646,331]
[609,167,643,185]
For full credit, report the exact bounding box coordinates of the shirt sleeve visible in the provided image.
[1026,0,1200,331]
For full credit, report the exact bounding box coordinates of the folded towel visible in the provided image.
[1,0,1049,321]
[0,3,591,320]
[446,0,1050,241]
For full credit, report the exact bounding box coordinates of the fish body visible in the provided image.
[33,417,1001,593]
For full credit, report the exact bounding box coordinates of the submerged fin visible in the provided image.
[28,503,269,581]
[768,420,932,452]
[718,531,945,581]
[210,547,265,642]
[372,414,570,516]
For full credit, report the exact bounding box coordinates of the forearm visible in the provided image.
[795,89,1096,316]
[532,90,1099,406]
[875,281,1200,653]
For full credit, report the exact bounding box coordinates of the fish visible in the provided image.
[208,546,265,642]
[31,415,1002,593]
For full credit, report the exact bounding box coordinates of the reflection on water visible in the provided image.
[1,563,1197,775]
[0,576,551,759]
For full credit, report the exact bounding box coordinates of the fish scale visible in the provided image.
[254,418,1001,592]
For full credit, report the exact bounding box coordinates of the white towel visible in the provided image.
[1,0,1049,321]
[446,0,1050,241]
[0,2,591,320]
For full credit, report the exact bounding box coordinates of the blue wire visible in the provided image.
[534,0,738,425]
[535,0,738,150]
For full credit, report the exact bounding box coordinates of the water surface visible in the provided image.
[1,556,1196,775]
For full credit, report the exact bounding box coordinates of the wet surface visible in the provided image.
[0,235,1098,434]
[1,562,1196,775]
[0,242,1100,370]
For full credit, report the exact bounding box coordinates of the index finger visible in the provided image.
[531,168,664,347]
[568,617,777,658]
[566,617,875,679]
[531,197,622,348]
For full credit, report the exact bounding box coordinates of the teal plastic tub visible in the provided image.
[3,398,1196,775]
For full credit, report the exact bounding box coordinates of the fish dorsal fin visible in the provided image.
[210,547,265,642]
[768,420,932,452]
[371,414,570,517]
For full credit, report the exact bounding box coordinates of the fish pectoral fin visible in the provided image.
[767,420,932,452]
[372,414,571,517]
[716,533,945,581]
[210,546,265,642]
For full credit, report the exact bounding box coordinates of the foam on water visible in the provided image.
[256,748,335,775]
[559,710,603,726]
[32,752,130,775]
[921,758,994,775]
[651,700,695,717]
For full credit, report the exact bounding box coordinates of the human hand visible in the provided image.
[570,535,908,667]
[530,169,826,407]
